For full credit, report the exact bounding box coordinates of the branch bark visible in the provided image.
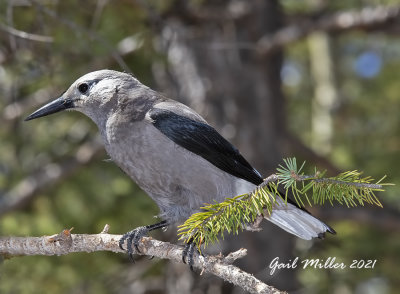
[0,228,286,294]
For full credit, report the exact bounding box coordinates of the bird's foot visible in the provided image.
[119,221,168,260]
[119,226,149,260]
[182,238,200,271]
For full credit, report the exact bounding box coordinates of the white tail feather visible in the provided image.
[265,198,332,240]
[235,179,333,240]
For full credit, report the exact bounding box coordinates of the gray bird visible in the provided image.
[25,70,335,265]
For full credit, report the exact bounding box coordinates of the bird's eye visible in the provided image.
[78,83,89,94]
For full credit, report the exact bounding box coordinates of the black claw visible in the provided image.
[119,221,168,261]
[134,244,140,252]
[127,230,137,255]
[182,238,197,270]
[129,253,135,263]
[187,242,195,271]
[119,234,128,250]
[182,243,189,264]
[133,228,146,253]
[122,226,148,256]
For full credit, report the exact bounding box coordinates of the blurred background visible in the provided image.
[0,0,399,293]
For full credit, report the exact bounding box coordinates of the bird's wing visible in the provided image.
[148,102,263,186]
[149,103,315,209]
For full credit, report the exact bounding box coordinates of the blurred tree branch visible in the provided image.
[156,3,400,55]
[0,22,53,43]
[2,87,55,124]
[0,141,103,216]
[314,205,400,232]
[284,134,340,174]
[28,0,131,72]
[256,5,400,56]
[0,227,286,294]
[160,0,252,24]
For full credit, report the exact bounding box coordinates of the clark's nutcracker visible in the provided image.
[26,70,335,264]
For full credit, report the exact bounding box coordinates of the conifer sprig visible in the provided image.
[178,158,391,249]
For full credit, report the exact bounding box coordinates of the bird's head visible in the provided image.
[25,70,142,124]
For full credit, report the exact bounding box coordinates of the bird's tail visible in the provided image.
[235,179,335,239]
[265,197,336,240]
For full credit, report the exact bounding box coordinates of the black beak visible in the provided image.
[25,97,75,121]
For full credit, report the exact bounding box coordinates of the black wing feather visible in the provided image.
[149,108,263,185]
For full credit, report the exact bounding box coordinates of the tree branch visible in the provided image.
[0,22,53,43]
[0,227,286,294]
[257,5,400,57]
